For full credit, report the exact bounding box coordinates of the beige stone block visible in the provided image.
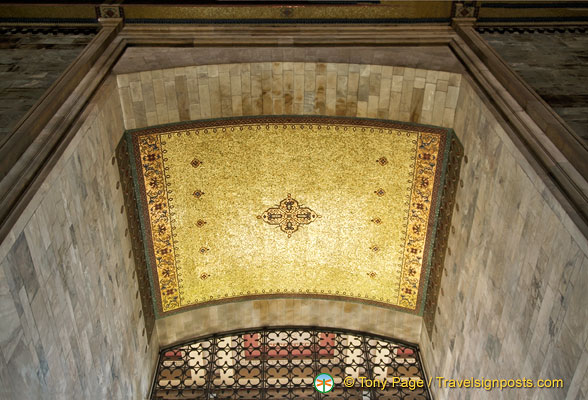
[229,75,241,97]
[316,63,327,74]
[141,81,156,114]
[393,66,404,76]
[187,78,199,105]
[378,78,391,111]
[263,92,272,114]
[414,77,425,89]
[304,69,315,91]
[242,94,252,116]
[422,83,436,111]
[348,63,360,73]
[174,66,187,76]
[118,86,134,124]
[420,108,432,124]
[438,71,450,81]
[431,90,447,126]
[293,74,304,103]
[325,63,336,72]
[326,89,336,115]
[284,92,293,114]
[229,63,241,76]
[399,80,414,112]
[272,72,283,98]
[146,111,158,126]
[449,73,462,87]
[391,75,403,92]
[129,81,143,102]
[282,61,293,71]
[232,95,243,116]
[162,68,175,82]
[359,64,370,77]
[272,62,282,75]
[198,83,211,118]
[425,70,439,83]
[367,95,379,118]
[283,70,293,92]
[219,72,231,98]
[168,109,180,123]
[337,63,349,75]
[437,79,449,92]
[241,70,251,94]
[207,64,219,78]
[442,108,456,127]
[348,72,359,94]
[116,74,129,88]
[156,99,169,124]
[250,62,262,76]
[293,62,304,75]
[304,62,316,71]
[415,68,427,78]
[189,104,201,120]
[164,80,178,111]
[218,64,229,74]
[403,67,416,80]
[346,95,357,117]
[382,65,393,79]
[388,92,401,119]
[293,102,304,115]
[196,65,207,79]
[315,74,326,114]
[208,77,221,118]
[127,71,141,82]
[327,71,337,92]
[357,100,368,117]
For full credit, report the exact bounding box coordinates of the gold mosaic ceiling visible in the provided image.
[125,116,456,317]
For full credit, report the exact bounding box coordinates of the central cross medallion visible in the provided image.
[258,194,320,237]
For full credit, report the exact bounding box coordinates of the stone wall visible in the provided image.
[0,28,95,147]
[419,77,588,400]
[0,77,157,399]
[158,298,423,348]
[481,31,588,145]
[116,62,462,131]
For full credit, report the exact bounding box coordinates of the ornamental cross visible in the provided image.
[258,194,320,237]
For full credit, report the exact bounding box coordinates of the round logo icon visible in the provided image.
[314,373,334,393]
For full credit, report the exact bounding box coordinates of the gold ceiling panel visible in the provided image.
[125,116,456,317]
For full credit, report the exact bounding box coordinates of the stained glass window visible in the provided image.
[151,327,431,399]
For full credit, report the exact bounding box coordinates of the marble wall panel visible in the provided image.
[419,78,588,400]
[0,78,157,399]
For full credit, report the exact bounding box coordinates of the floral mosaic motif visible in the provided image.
[137,135,179,312]
[191,158,202,168]
[374,188,386,197]
[397,132,440,309]
[258,194,320,238]
[193,190,205,199]
[196,219,207,227]
[371,217,382,225]
[376,156,389,166]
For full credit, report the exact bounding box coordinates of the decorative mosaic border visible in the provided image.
[123,115,458,318]
[423,135,464,337]
[115,138,156,341]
